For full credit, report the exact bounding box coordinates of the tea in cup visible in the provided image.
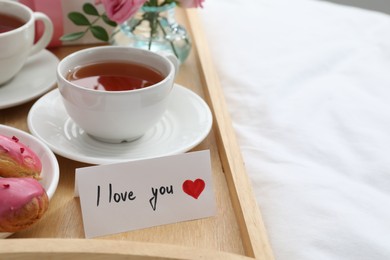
[57,46,178,143]
[0,0,53,85]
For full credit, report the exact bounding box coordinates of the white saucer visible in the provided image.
[27,84,213,165]
[0,50,59,109]
[0,124,60,239]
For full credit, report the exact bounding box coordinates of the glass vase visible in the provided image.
[110,3,191,64]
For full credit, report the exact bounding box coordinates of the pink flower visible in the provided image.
[177,0,204,8]
[101,0,147,24]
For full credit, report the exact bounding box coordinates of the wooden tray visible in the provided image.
[0,9,274,260]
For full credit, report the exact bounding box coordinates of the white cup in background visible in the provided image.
[0,0,53,85]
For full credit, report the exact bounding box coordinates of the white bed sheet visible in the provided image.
[199,0,390,259]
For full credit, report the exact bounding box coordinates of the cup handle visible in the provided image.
[29,12,53,56]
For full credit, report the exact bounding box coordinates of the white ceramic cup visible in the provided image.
[0,0,53,85]
[57,46,179,143]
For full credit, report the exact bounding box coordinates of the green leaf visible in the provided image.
[90,25,109,42]
[102,14,117,27]
[60,32,85,41]
[68,12,90,26]
[83,3,99,16]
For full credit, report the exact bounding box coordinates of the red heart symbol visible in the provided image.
[182,179,205,199]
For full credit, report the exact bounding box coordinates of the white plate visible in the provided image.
[0,50,59,109]
[27,84,213,165]
[0,124,60,238]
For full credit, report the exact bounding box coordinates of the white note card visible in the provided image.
[75,150,216,238]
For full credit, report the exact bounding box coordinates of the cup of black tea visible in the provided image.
[57,46,179,143]
[0,0,53,85]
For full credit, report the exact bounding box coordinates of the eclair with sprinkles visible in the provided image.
[0,134,42,180]
[0,177,49,232]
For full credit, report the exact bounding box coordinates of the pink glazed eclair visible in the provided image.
[0,177,49,232]
[0,134,42,180]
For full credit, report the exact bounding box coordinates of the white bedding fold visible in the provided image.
[199,0,390,259]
